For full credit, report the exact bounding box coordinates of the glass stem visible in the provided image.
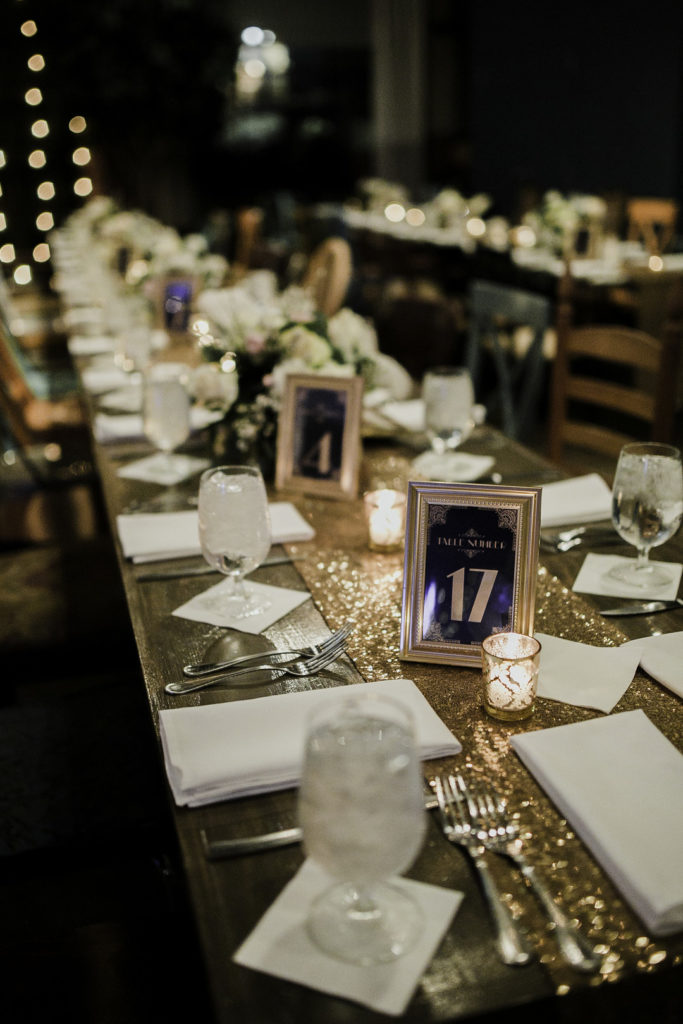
[635,547,650,570]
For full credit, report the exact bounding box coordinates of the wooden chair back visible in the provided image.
[465,279,552,439]
[548,272,683,465]
[626,197,679,254]
[233,207,264,275]
[374,291,462,380]
[302,237,353,317]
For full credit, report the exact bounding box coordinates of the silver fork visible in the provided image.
[165,642,347,695]
[433,774,534,966]
[182,621,354,677]
[462,780,601,973]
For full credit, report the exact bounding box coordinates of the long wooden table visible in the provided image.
[87,412,682,1024]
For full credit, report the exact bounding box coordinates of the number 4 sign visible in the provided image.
[275,373,363,500]
[399,480,541,667]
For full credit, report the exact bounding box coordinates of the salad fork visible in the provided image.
[182,620,354,677]
[433,773,534,966]
[165,642,347,695]
[461,779,601,973]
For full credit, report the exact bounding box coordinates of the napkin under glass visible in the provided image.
[573,553,683,601]
[234,859,463,1017]
[172,577,310,634]
[511,709,683,936]
[159,678,462,807]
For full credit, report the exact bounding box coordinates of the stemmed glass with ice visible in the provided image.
[197,465,272,618]
[298,693,427,965]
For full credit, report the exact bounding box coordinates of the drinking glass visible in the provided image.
[142,362,191,472]
[423,365,475,452]
[298,694,426,965]
[607,442,683,588]
[197,465,272,617]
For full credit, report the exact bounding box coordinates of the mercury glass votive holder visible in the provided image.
[363,489,406,552]
[481,632,541,721]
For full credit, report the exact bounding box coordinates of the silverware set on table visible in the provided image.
[431,774,601,973]
[164,621,354,695]
[540,524,621,553]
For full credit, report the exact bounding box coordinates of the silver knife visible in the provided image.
[601,598,683,616]
[202,791,439,859]
[137,554,302,581]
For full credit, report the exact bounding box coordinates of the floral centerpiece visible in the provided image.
[192,270,412,474]
[522,191,607,256]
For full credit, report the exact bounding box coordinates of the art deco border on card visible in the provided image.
[275,372,363,500]
[399,481,541,667]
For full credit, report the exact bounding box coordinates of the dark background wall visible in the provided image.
[1,0,681,252]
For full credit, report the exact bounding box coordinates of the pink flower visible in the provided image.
[245,332,267,355]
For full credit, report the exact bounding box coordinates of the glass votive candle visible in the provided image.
[481,632,541,721]
[363,489,406,552]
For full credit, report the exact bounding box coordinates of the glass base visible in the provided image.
[605,560,674,589]
[484,700,535,722]
[307,881,423,965]
[198,585,271,620]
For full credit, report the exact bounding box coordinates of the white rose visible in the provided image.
[327,308,378,363]
[280,325,332,368]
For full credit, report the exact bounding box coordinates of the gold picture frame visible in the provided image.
[275,373,363,500]
[399,481,541,667]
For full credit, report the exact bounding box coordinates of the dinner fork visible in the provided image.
[165,642,347,695]
[461,780,601,973]
[433,774,534,966]
[182,620,354,677]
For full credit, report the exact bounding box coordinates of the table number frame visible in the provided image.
[399,480,541,667]
[275,373,363,500]
[152,274,197,336]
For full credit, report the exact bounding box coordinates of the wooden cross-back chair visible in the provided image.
[627,197,679,255]
[302,237,353,317]
[548,271,683,472]
[465,279,552,440]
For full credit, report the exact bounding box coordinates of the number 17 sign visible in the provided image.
[399,480,541,667]
[275,373,363,500]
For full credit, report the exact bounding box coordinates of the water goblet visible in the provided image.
[142,362,191,479]
[606,442,683,589]
[423,365,475,453]
[298,693,427,965]
[197,465,272,618]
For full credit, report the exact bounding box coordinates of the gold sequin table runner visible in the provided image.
[284,471,683,1000]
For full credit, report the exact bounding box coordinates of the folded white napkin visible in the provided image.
[622,632,683,699]
[540,473,612,527]
[535,633,641,713]
[160,678,462,807]
[511,709,683,936]
[94,406,222,443]
[117,453,210,486]
[67,334,115,356]
[172,578,310,634]
[82,365,131,394]
[234,859,463,1017]
[380,399,426,434]
[573,553,682,601]
[410,450,495,483]
[116,502,315,562]
[98,385,142,413]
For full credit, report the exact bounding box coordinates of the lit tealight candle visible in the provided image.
[363,489,406,552]
[481,632,541,721]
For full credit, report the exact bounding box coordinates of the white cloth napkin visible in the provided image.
[98,385,142,413]
[172,578,310,634]
[117,453,210,486]
[573,553,683,601]
[511,709,683,936]
[535,633,641,713]
[94,406,222,443]
[540,473,612,527]
[116,502,315,562]
[410,450,495,483]
[159,677,462,807]
[622,632,683,699]
[234,859,463,1017]
[380,399,426,434]
[82,365,132,394]
[67,334,115,356]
